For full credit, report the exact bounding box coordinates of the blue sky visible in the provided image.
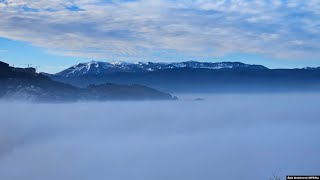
[0,0,320,73]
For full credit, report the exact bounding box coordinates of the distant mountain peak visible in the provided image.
[55,61,268,78]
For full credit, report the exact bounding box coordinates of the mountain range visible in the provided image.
[48,61,320,93]
[0,61,176,102]
[55,61,268,78]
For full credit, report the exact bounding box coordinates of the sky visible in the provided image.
[0,0,320,73]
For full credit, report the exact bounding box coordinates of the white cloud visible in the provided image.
[0,0,319,61]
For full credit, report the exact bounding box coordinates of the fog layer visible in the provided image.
[0,93,319,180]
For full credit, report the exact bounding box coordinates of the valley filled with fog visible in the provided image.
[0,93,319,180]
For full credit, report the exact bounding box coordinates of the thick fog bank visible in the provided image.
[0,93,319,180]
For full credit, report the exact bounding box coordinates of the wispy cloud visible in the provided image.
[0,0,319,61]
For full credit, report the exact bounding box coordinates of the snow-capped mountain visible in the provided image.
[55,61,268,78]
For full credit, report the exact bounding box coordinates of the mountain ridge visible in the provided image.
[55,61,269,78]
[46,60,320,93]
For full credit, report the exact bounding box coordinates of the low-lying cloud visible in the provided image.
[0,93,319,180]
